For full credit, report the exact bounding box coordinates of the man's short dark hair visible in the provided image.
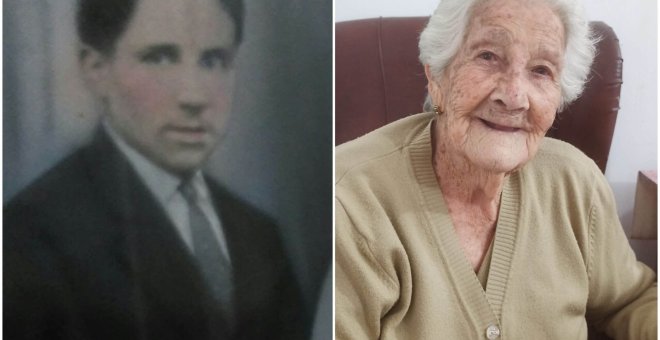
[76,0,244,55]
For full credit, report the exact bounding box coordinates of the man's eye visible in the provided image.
[199,50,234,70]
[140,50,178,65]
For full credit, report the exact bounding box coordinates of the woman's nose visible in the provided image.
[490,69,530,112]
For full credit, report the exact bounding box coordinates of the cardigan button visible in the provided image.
[486,324,500,339]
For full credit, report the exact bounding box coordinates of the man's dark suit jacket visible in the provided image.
[4,130,305,340]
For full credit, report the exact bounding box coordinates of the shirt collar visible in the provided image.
[103,121,209,204]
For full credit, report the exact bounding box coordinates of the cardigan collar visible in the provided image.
[408,116,522,327]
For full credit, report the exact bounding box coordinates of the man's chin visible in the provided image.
[156,153,211,177]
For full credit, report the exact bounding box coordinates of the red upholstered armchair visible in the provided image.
[335,17,622,173]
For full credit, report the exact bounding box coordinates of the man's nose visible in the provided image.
[178,66,208,116]
[490,68,530,112]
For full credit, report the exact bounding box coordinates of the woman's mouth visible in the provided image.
[479,118,520,132]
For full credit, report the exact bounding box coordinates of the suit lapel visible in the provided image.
[205,181,252,316]
[82,130,228,338]
[205,180,290,337]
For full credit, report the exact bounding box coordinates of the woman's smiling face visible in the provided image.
[428,0,565,173]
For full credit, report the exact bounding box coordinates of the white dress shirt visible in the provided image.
[104,123,231,262]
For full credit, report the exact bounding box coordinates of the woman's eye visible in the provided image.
[532,66,552,77]
[139,48,179,65]
[477,51,496,61]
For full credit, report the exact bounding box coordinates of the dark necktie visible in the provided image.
[179,181,235,330]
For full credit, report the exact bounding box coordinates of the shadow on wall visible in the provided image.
[209,0,333,312]
[608,181,638,237]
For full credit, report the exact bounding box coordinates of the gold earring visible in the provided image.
[433,105,443,116]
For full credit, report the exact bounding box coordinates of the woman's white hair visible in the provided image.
[419,0,598,112]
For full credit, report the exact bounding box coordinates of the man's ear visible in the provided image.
[79,45,112,97]
[424,64,444,110]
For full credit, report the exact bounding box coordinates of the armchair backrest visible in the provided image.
[335,17,622,173]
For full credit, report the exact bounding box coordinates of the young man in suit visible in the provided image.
[4,0,304,338]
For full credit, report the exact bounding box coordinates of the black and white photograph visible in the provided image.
[4,0,332,339]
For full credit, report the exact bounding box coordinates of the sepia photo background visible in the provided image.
[3,0,332,322]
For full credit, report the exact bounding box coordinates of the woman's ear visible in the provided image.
[79,45,112,97]
[424,64,444,109]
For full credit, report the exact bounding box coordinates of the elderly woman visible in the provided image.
[335,0,657,339]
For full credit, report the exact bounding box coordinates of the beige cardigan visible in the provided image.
[336,113,656,339]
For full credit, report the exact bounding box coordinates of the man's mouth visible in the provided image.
[165,126,209,143]
[170,126,206,133]
[479,118,520,132]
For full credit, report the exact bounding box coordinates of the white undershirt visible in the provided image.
[104,122,231,262]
